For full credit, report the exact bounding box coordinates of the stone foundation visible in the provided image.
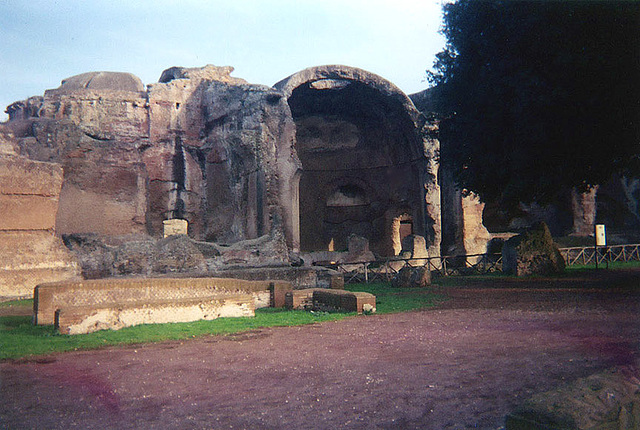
[55,294,255,335]
[34,277,292,326]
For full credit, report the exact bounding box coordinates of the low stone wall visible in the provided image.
[56,294,255,335]
[506,367,640,429]
[285,289,376,314]
[34,277,292,325]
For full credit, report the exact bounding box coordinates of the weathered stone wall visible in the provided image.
[571,187,597,236]
[4,66,298,244]
[0,129,80,299]
[4,64,441,266]
[9,73,150,237]
[198,81,299,244]
[596,176,640,240]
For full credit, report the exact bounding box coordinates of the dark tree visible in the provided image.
[429,0,640,205]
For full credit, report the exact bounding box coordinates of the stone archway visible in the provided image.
[391,213,414,255]
[274,65,439,257]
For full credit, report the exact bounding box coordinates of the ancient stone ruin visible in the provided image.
[1,64,454,300]
[0,133,80,298]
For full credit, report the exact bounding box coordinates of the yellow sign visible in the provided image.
[595,224,606,246]
[163,219,188,238]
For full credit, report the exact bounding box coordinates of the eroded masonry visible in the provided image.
[0,64,485,298]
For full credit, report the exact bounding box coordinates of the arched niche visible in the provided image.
[275,65,433,256]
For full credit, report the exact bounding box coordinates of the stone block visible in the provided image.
[163,219,188,237]
[344,234,375,263]
[462,193,492,255]
[285,289,317,310]
[55,294,255,335]
[312,289,376,314]
[285,288,376,314]
[34,277,291,325]
[0,195,58,230]
[269,281,292,308]
[0,156,63,196]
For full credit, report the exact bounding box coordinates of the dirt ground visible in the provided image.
[2,270,639,429]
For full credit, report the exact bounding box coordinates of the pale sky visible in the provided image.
[0,0,448,121]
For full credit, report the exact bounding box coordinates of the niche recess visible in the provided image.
[284,75,426,256]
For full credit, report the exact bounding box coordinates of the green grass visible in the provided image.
[0,308,354,361]
[0,298,32,308]
[345,283,444,313]
[566,260,640,271]
[0,283,442,361]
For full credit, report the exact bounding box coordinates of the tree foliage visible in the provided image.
[429,0,640,205]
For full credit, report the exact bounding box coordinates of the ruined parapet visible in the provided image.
[6,72,150,237]
[0,130,80,299]
[40,71,148,141]
[5,96,43,122]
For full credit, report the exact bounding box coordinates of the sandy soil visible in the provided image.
[1,270,639,429]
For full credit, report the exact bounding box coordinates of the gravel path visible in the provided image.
[2,270,639,429]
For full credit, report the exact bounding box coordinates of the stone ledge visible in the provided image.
[506,367,640,429]
[55,293,255,335]
[285,289,376,314]
[35,277,292,325]
[0,194,59,230]
[0,156,63,196]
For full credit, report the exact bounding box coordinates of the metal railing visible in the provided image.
[559,243,640,267]
[327,253,503,284]
[322,243,640,284]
